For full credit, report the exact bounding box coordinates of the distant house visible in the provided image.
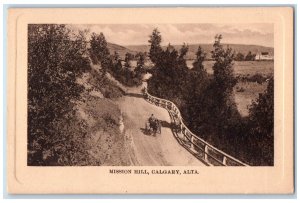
[255,52,274,61]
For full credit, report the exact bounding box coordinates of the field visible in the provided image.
[234,81,268,117]
[187,60,274,117]
[187,60,274,76]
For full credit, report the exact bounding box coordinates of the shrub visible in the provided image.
[247,78,274,165]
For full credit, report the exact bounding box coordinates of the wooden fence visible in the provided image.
[143,89,248,166]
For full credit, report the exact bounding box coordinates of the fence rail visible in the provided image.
[143,88,248,166]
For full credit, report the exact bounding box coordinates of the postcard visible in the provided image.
[7,7,294,194]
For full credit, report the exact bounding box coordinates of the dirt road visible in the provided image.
[89,63,204,165]
[116,86,204,166]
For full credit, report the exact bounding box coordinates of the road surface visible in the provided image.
[116,85,204,166]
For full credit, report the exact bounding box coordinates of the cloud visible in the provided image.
[68,23,274,47]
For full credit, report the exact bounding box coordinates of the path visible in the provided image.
[116,85,204,166]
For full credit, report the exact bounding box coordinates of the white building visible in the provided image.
[255,52,274,61]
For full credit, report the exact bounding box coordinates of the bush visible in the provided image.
[88,68,124,98]
[236,73,269,84]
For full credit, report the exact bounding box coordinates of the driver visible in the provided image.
[149,114,156,128]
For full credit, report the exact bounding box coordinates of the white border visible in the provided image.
[1,0,298,202]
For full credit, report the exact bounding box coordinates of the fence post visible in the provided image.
[182,126,187,141]
[191,136,195,151]
[222,156,227,166]
[204,145,208,162]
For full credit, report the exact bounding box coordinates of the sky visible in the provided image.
[69,24,274,47]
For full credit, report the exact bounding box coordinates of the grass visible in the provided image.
[234,81,268,117]
[73,66,131,165]
[186,60,274,76]
[79,65,133,165]
[76,95,131,166]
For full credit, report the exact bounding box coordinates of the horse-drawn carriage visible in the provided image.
[145,117,161,136]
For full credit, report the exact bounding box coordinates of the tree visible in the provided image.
[148,28,163,65]
[235,52,245,61]
[136,52,145,68]
[178,43,189,68]
[245,51,256,61]
[89,32,113,73]
[210,34,239,134]
[124,52,134,69]
[113,51,120,62]
[28,24,90,165]
[249,77,274,141]
[148,41,190,101]
[248,77,274,165]
[192,46,207,72]
[135,52,146,75]
[112,51,122,72]
[211,34,236,92]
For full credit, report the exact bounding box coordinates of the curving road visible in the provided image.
[116,85,204,166]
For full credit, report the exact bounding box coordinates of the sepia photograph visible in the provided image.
[7,7,293,194]
[27,23,274,166]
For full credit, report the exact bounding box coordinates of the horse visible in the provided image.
[145,119,161,136]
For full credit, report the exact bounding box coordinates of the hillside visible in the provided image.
[107,42,137,59]
[107,42,274,60]
[126,44,274,60]
[126,44,150,53]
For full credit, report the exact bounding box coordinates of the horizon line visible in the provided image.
[112,42,274,48]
